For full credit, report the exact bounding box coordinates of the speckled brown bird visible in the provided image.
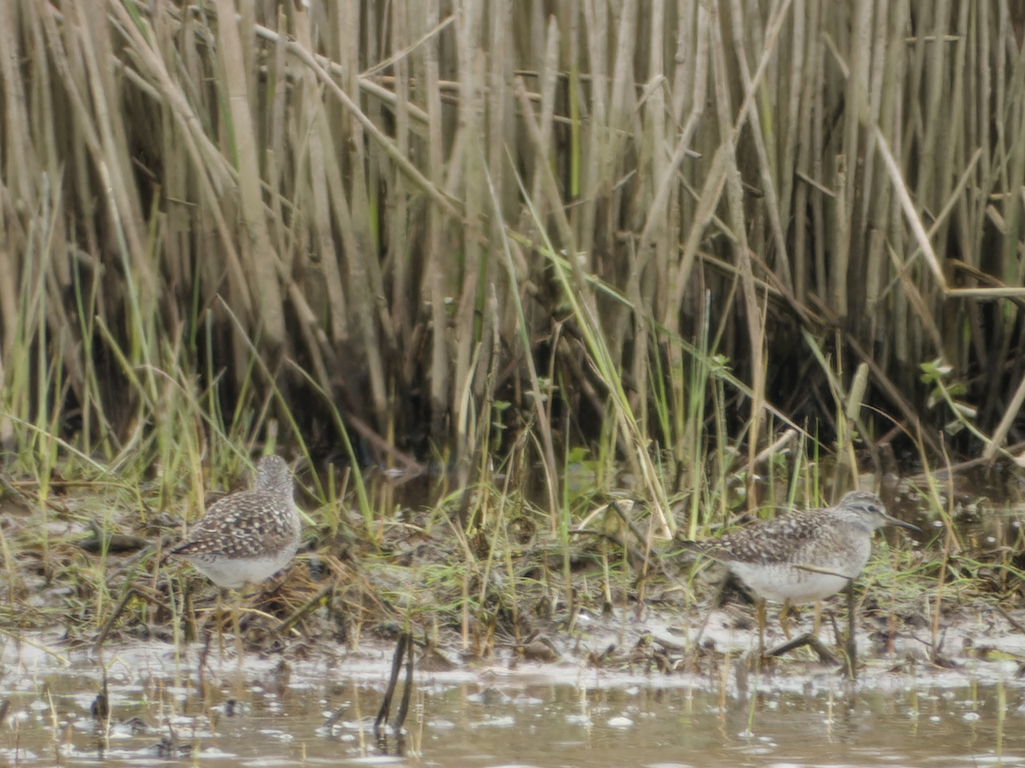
[681,491,920,647]
[684,491,919,605]
[169,455,302,589]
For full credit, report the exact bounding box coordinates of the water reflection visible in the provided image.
[1,642,1023,768]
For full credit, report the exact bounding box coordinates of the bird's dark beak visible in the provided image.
[884,512,922,534]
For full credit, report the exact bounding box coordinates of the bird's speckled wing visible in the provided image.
[687,509,842,566]
[169,490,298,560]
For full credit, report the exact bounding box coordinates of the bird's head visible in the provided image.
[837,490,921,535]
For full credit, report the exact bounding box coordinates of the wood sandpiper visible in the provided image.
[169,454,302,589]
[682,490,920,649]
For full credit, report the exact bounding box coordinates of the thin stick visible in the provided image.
[375,631,410,738]
[392,632,416,732]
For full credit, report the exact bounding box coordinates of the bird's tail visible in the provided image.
[666,536,709,566]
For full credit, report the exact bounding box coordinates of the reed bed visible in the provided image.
[1,0,1024,541]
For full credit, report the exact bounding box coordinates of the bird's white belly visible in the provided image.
[188,544,298,590]
[730,563,852,604]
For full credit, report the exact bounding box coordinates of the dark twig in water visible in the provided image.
[375,630,413,740]
[91,675,110,723]
[767,631,839,665]
[392,632,415,733]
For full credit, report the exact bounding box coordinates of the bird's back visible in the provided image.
[169,489,301,560]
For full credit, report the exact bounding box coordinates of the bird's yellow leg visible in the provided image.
[232,594,244,674]
[757,599,767,655]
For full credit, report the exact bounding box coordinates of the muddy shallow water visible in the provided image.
[3,616,1025,768]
